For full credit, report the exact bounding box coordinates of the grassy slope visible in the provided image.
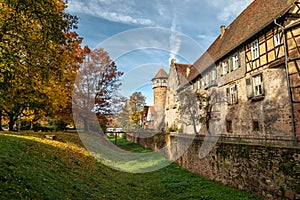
[0,131,260,200]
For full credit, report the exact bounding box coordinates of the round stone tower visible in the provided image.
[152,68,168,130]
[152,68,168,108]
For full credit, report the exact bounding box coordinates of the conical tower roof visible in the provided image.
[152,68,168,80]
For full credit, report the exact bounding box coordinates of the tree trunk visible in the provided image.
[0,110,4,131]
[32,122,38,132]
[8,114,14,131]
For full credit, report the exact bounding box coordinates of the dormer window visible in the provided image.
[251,40,259,60]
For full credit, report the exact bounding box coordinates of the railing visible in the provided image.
[127,130,300,147]
[173,133,300,147]
[106,128,124,133]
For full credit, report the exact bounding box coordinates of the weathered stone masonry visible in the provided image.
[127,134,300,200]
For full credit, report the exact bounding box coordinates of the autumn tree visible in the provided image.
[128,92,146,126]
[117,92,146,130]
[72,47,123,132]
[0,0,83,131]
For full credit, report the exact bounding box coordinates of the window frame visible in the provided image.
[274,33,280,47]
[197,80,201,90]
[251,39,259,60]
[246,73,264,100]
[212,69,217,81]
[226,85,238,104]
[232,54,239,71]
[253,74,263,96]
[201,79,205,87]
[205,74,210,86]
[222,61,228,75]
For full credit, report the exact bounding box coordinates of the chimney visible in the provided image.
[220,25,226,37]
[186,66,190,77]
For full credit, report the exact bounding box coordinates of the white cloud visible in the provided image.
[67,0,253,102]
[169,3,182,63]
[67,0,154,25]
[217,0,253,22]
[205,0,253,22]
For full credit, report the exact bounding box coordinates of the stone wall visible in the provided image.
[225,67,293,137]
[127,134,300,200]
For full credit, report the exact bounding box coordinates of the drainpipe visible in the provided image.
[274,18,297,146]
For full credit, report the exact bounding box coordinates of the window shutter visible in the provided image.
[226,60,229,74]
[238,53,241,68]
[218,65,222,77]
[235,84,238,103]
[229,58,233,72]
[260,74,265,95]
[246,78,253,99]
[226,87,230,104]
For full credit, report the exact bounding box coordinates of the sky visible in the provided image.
[67,0,253,105]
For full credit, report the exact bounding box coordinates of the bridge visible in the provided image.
[105,128,125,144]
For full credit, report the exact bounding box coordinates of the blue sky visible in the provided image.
[67,0,253,105]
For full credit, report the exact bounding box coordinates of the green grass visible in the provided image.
[108,136,153,153]
[0,131,261,199]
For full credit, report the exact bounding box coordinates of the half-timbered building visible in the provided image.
[173,0,300,141]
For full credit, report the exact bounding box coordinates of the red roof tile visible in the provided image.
[174,63,192,87]
[152,68,168,80]
[187,0,295,83]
